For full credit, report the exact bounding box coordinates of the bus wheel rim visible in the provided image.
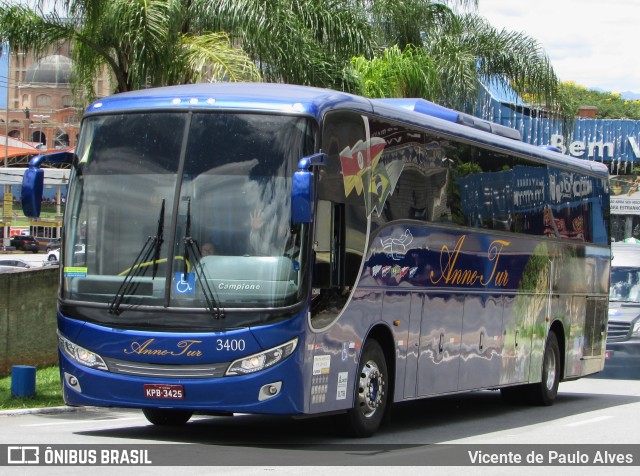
[545,349,557,390]
[357,360,384,418]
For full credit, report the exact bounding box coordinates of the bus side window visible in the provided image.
[312,111,368,325]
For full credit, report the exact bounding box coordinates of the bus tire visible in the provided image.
[142,408,193,426]
[528,331,561,406]
[346,339,388,437]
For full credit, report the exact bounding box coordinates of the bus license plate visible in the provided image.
[144,384,184,400]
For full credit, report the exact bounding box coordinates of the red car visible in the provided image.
[10,235,40,253]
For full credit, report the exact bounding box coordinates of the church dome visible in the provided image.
[25,55,72,84]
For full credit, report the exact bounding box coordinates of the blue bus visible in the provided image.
[22,83,610,436]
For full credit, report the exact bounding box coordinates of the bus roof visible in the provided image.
[86,82,370,119]
[86,82,609,179]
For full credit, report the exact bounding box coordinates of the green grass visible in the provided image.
[0,366,65,411]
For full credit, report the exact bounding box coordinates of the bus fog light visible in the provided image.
[258,382,282,401]
[64,372,82,392]
[226,338,298,376]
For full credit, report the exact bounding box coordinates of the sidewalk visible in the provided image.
[0,405,85,417]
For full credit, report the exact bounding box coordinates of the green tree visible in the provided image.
[559,81,640,120]
[1,0,566,116]
[0,0,261,100]
[210,0,373,88]
[350,1,564,113]
[348,45,439,99]
[0,0,373,100]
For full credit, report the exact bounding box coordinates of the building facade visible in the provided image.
[1,43,112,166]
[1,43,112,245]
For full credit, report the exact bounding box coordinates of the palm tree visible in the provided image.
[0,0,261,100]
[205,0,373,88]
[0,0,374,100]
[425,11,561,111]
[1,0,565,114]
[350,0,564,113]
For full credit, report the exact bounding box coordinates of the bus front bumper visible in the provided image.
[58,351,305,415]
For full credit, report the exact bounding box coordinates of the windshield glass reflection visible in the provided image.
[63,112,314,315]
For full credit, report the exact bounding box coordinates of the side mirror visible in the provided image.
[22,151,75,218]
[22,167,45,217]
[291,153,327,224]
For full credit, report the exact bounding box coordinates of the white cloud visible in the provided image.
[477,0,640,94]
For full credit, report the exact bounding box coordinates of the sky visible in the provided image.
[476,0,640,95]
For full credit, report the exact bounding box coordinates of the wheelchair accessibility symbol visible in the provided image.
[174,272,196,294]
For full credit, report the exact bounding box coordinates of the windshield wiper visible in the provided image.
[183,198,224,319]
[109,199,165,315]
[152,199,165,279]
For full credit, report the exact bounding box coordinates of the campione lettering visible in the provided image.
[218,282,261,291]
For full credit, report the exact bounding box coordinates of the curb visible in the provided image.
[0,405,86,417]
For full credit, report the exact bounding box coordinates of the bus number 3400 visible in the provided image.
[216,339,246,351]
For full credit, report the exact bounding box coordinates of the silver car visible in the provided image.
[0,259,32,273]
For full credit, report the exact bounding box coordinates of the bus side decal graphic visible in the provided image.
[339,137,403,217]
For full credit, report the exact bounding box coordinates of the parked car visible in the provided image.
[10,235,40,253]
[0,259,32,272]
[46,239,62,252]
[606,243,640,376]
[44,245,83,266]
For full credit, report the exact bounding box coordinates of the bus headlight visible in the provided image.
[58,333,108,371]
[632,321,640,337]
[226,338,298,376]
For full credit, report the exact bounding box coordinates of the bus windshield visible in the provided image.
[63,112,315,314]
